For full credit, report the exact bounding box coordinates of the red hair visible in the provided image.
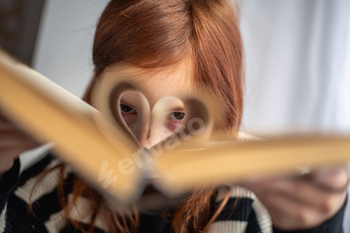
[42,0,243,232]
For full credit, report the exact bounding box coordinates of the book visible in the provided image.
[0,49,349,210]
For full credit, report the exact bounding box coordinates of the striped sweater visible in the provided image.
[0,151,346,233]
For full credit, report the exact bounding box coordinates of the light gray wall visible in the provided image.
[240,0,350,134]
[32,0,109,98]
[240,0,350,231]
[20,0,109,195]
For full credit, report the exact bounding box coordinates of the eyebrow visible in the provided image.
[119,99,137,109]
[120,98,185,112]
[169,107,185,112]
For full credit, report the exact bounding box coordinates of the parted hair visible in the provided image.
[39,0,243,232]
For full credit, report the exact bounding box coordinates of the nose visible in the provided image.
[130,118,151,149]
[146,124,174,148]
[132,121,174,149]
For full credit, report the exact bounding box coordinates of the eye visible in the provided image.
[170,112,185,120]
[120,104,136,114]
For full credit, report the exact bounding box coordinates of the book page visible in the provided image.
[0,50,141,203]
[155,134,350,196]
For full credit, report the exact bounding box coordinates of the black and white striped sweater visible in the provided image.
[0,152,346,233]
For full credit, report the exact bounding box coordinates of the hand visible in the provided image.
[0,113,38,176]
[242,166,349,231]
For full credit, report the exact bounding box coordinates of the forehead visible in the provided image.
[102,62,194,107]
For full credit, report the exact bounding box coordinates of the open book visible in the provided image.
[0,49,349,209]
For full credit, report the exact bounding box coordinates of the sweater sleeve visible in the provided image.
[0,159,20,212]
[273,197,347,233]
[0,159,20,231]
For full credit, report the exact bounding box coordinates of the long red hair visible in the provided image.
[41,0,243,232]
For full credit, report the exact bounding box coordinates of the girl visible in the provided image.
[0,0,348,232]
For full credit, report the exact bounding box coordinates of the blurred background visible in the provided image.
[1,0,349,230]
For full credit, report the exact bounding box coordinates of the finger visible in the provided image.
[0,138,38,147]
[0,157,15,173]
[308,167,349,193]
[244,167,349,196]
[0,113,8,121]
[254,179,347,230]
[0,114,32,136]
[0,146,29,173]
[262,192,328,230]
[0,144,34,154]
[0,113,16,126]
[246,179,319,208]
[0,114,38,146]
[0,145,29,161]
[0,119,17,130]
[0,130,37,147]
[245,177,347,213]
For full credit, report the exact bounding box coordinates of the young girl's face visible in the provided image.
[102,62,195,148]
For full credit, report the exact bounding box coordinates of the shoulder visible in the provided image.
[209,185,272,233]
[4,148,77,233]
[6,147,109,233]
[16,150,72,203]
[208,133,272,233]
